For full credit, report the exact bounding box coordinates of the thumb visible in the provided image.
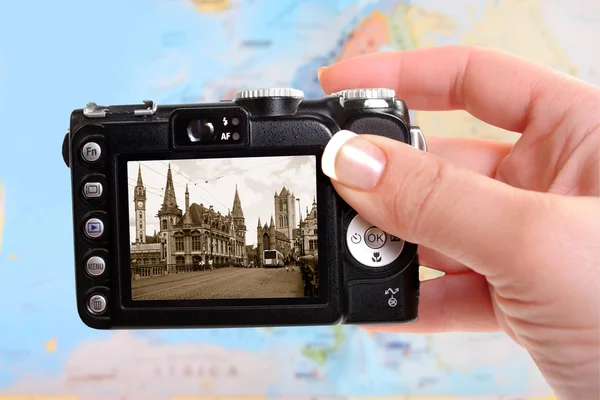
[321,130,541,276]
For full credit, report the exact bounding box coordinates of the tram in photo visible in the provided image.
[263,249,284,268]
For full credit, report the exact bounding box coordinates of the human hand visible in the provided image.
[318,46,600,400]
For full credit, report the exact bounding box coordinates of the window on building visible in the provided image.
[192,235,201,251]
[175,236,184,251]
[162,220,167,230]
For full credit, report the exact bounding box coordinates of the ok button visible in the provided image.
[364,227,387,249]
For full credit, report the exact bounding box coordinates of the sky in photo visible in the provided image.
[127,155,318,246]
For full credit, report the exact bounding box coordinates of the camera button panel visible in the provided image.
[346,214,404,267]
[81,142,102,162]
[87,294,107,315]
[84,217,104,239]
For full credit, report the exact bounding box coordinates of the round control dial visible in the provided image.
[335,88,396,101]
[233,88,304,100]
[346,214,404,267]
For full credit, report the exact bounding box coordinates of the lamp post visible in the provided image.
[208,206,214,268]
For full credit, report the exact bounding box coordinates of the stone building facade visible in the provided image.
[297,197,318,257]
[255,187,302,267]
[130,164,247,275]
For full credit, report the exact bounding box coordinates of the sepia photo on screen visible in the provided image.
[127,155,319,301]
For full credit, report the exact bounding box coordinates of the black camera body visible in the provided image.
[61,87,427,330]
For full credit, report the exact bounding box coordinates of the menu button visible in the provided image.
[86,256,106,277]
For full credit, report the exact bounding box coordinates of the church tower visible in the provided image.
[231,185,246,241]
[231,185,247,264]
[157,164,182,263]
[134,165,146,243]
[274,187,296,247]
[185,184,189,212]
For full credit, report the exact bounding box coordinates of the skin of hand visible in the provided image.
[318,46,600,400]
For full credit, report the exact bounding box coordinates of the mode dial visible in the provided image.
[233,88,304,100]
[334,88,396,109]
[232,88,304,116]
[335,88,395,101]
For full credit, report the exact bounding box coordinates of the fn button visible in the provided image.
[81,142,101,162]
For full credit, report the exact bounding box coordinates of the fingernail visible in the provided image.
[322,130,387,190]
[317,67,327,82]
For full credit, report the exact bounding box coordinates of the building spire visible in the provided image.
[232,184,244,218]
[162,163,178,209]
[185,184,189,212]
[269,216,275,227]
[257,217,261,228]
[137,165,143,185]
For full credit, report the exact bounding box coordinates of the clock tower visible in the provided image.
[134,165,147,243]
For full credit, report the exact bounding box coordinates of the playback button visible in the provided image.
[84,218,104,239]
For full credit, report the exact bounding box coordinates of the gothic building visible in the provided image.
[274,187,296,243]
[130,164,247,275]
[297,197,318,257]
[255,187,317,268]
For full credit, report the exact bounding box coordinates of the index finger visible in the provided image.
[318,45,593,134]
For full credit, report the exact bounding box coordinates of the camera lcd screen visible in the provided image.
[127,155,319,301]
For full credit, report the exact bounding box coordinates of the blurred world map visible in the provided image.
[0,0,599,399]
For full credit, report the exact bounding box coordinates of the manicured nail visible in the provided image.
[317,67,327,82]
[322,130,387,190]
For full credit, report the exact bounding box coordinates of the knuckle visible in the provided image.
[385,156,450,241]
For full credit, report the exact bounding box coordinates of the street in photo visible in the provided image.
[127,155,319,300]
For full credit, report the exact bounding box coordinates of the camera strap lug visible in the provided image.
[134,100,158,117]
[83,102,109,118]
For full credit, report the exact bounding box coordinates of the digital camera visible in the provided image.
[61,87,428,330]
